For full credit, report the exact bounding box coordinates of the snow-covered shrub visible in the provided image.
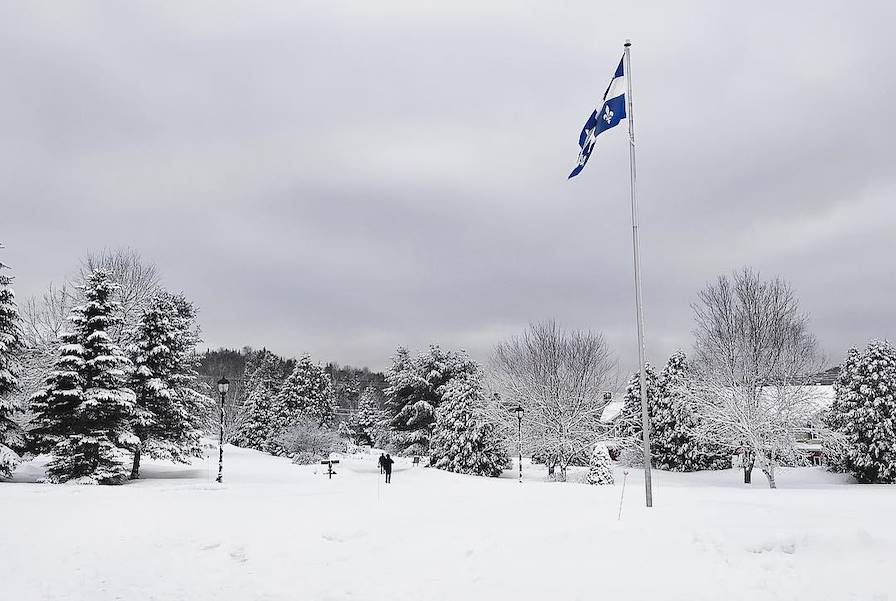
[828,341,896,483]
[291,451,322,465]
[273,417,341,462]
[587,444,614,485]
[618,446,643,468]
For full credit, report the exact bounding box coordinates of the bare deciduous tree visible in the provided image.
[79,247,161,345]
[14,283,74,418]
[685,268,823,488]
[489,320,617,481]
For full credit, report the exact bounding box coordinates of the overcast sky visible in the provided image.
[2,1,894,372]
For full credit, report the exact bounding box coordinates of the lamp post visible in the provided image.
[216,375,229,483]
[512,405,524,484]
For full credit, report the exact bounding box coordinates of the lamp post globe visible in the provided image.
[216,376,229,483]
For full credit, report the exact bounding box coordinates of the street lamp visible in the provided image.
[512,405,524,483]
[216,375,229,483]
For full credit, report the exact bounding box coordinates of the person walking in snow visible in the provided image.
[383,454,394,484]
[378,453,386,474]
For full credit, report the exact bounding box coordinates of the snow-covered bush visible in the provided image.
[617,446,643,468]
[429,373,508,477]
[587,444,614,485]
[273,417,341,464]
[828,341,896,483]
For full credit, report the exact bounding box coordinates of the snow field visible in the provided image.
[2,446,894,601]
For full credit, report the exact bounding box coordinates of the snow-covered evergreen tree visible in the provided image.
[386,345,477,456]
[429,372,508,477]
[652,351,728,471]
[0,245,23,478]
[236,349,282,451]
[829,340,896,483]
[128,292,207,479]
[619,363,659,440]
[351,386,385,446]
[275,355,336,430]
[30,270,137,484]
[586,443,614,485]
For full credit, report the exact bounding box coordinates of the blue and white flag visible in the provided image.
[568,56,627,179]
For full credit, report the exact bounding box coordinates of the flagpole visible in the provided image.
[623,39,653,508]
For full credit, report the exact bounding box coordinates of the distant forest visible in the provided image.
[197,347,387,411]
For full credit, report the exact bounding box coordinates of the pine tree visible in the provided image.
[30,270,137,484]
[351,386,385,446]
[619,363,660,440]
[274,355,336,433]
[128,292,206,479]
[429,373,508,477]
[0,246,23,479]
[652,351,728,471]
[829,340,896,483]
[237,350,282,451]
[586,443,614,485]
[386,345,477,455]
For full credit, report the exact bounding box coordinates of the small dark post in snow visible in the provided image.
[512,405,525,483]
[216,375,229,483]
[321,459,339,479]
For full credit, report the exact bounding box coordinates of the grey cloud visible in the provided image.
[2,1,894,372]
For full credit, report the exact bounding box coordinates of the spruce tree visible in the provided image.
[129,292,206,479]
[652,351,728,471]
[619,363,659,440]
[0,246,23,479]
[586,443,614,485]
[351,386,385,446]
[275,355,336,431]
[386,345,477,455]
[30,270,137,484]
[429,373,508,477]
[829,340,896,483]
[237,350,282,451]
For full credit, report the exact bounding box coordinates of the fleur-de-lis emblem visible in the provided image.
[602,105,614,124]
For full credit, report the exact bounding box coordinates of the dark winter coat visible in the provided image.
[383,456,394,473]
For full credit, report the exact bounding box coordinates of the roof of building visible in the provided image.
[807,366,840,385]
[600,398,625,423]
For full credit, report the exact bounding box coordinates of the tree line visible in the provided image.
[1,244,894,487]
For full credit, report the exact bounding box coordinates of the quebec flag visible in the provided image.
[568,56,627,179]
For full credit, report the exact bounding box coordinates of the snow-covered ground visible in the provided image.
[2,446,894,601]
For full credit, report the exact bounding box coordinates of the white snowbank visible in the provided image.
[1,446,893,600]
